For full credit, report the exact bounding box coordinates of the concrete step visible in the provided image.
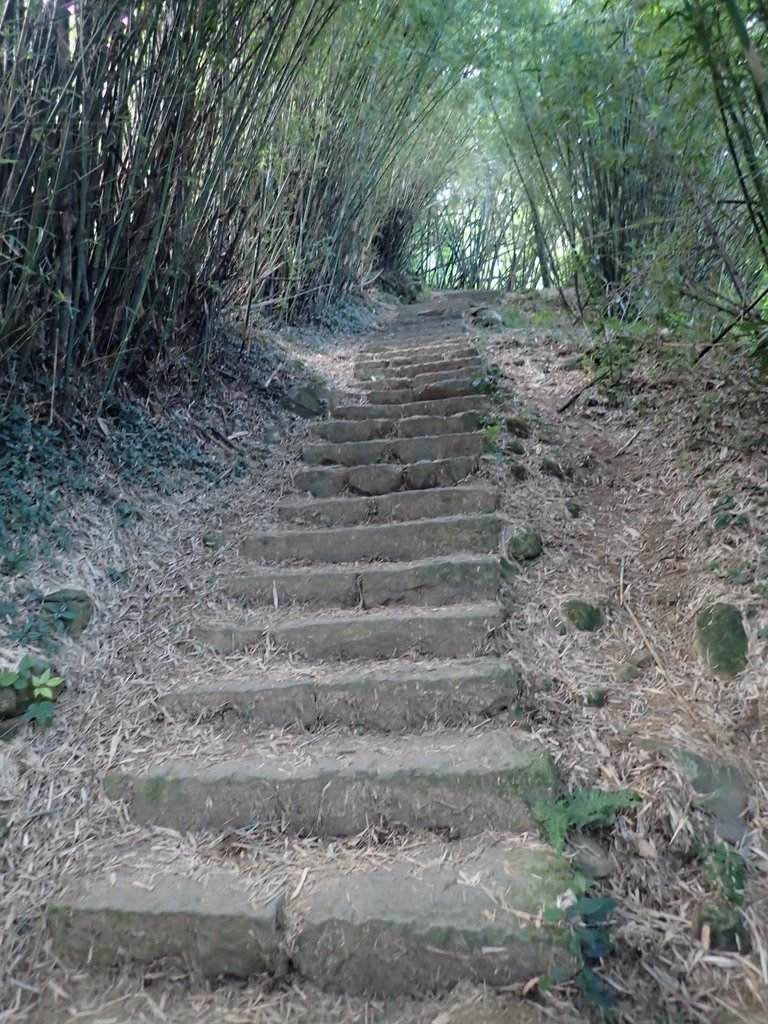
[242,513,500,563]
[363,386,416,404]
[363,339,473,360]
[332,394,490,420]
[48,839,575,994]
[293,454,478,497]
[311,410,482,443]
[358,376,411,391]
[416,377,479,401]
[196,601,502,658]
[410,367,482,388]
[355,355,482,379]
[361,378,479,406]
[277,484,498,527]
[301,431,482,468]
[104,729,556,835]
[163,656,519,731]
[224,554,499,609]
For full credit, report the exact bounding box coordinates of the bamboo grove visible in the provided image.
[411,0,768,362]
[2,0,768,415]
[0,0,467,410]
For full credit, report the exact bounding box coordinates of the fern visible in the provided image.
[535,788,641,852]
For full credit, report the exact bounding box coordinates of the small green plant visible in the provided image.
[472,364,503,395]
[543,893,618,1009]
[0,656,64,727]
[481,421,502,453]
[535,787,642,852]
[700,841,746,906]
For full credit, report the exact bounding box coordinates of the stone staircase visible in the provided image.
[48,301,578,1000]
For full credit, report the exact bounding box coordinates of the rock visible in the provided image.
[507,461,528,481]
[586,688,608,707]
[541,458,571,480]
[285,381,336,418]
[565,500,581,518]
[696,903,751,953]
[0,689,17,718]
[636,741,751,843]
[568,835,615,878]
[561,600,604,632]
[41,589,94,638]
[473,307,503,329]
[506,528,543,561]
[504,440,525,456]
[615,664,640,684]
[630,649,654,670]
[696,603,748,679]
[203,531,226,550]
[506,416,531,438]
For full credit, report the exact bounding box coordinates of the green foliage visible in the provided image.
[544,894,619,1009]
[0,656,64,727]
[0,401,237,576]
[481,421,502,452]
[699,841,747,906]
[535,787,642,852]
[0,408,89,574]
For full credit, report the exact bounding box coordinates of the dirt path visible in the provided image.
[3,291,766,1023]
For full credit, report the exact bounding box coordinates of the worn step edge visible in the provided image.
[241,513,501,564]
[332,394,491,420]
[104,729,555,836]
[355,357,482,381]
[301,431,482,468]
[293,454,479,498]
[195,600,503,659]
[276,485,499,527]
[48,839,577,995]
[162,656,519,732]
[222,554,499,610]
[362,340,472,359]
[311,410,483,444]
[361,379,479,406]
[48,868,286,979]
[363,337,471,357]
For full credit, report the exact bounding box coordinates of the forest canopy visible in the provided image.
[1,0,767,411]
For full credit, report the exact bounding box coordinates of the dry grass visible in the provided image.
[483,291,767,1022]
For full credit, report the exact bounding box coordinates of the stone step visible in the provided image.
[355,355,482,379]
[163,656,519,731]
[243,513,500,563]
[301,431,482,468]
[196,601,502,658]
[48,839,575,995]
[104,729,556,835]
[363,338,470,358]
[224,554,499,609]
[311,410,482,443]
[411,367,482,388]
[277,484,498,526]
[363,386,416,404]
[358,376,411,391]
[332,394,490,420]
[362,378,478,406]
[359,366,483,390]
[293,454,478,497]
